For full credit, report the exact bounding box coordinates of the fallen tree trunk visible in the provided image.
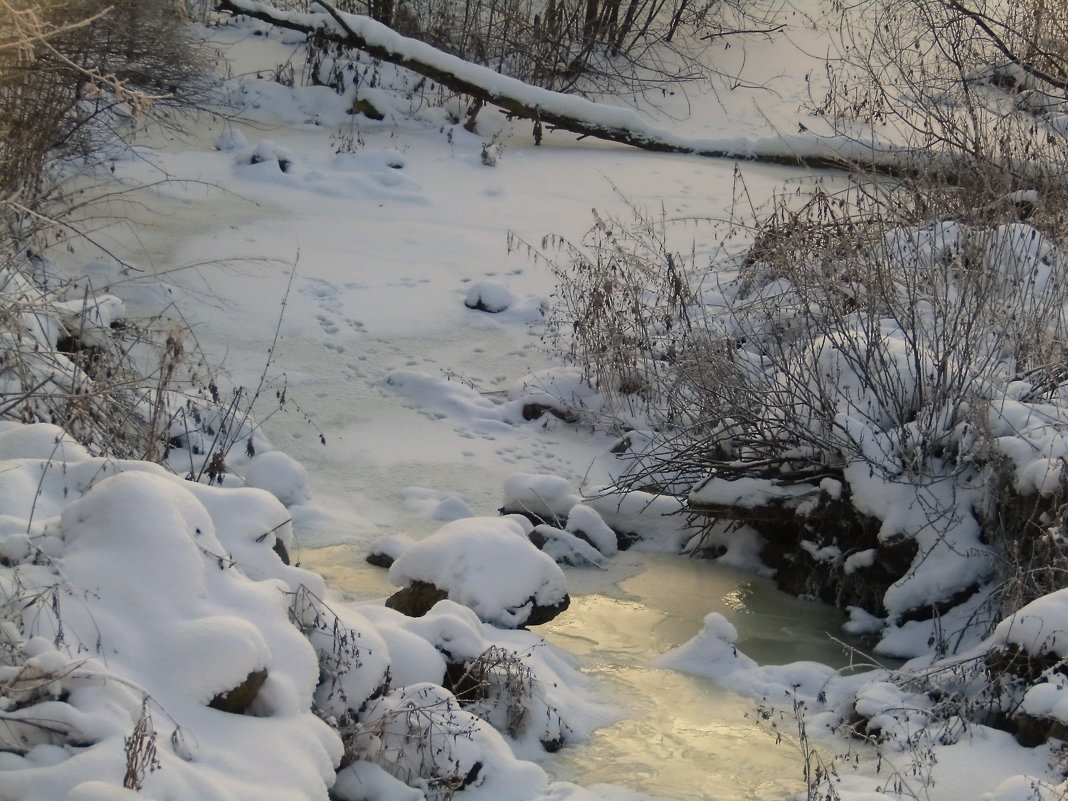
[216,0,910,174]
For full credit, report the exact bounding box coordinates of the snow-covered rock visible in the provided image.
[387,517,570,627]
[501,472,583,524]
[505,368,604,424]
[465,280,516,313]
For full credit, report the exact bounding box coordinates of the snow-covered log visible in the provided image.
[217,0,887,172]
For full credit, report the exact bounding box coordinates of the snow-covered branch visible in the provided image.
[217,0,890,172]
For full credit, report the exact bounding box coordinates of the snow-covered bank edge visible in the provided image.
[0,423,621,801]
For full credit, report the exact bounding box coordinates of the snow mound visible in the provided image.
[368,533,416,565]
[386,370,508,433]
[402,486,473,521]
[654,612,757,681]
[0,421,91,462]
[565,504,618,556]
[0,429,338,800]
[465,280,516,313]
[388,517,569,627]
[505,368,604,422]
[990,586,1068,659]
[656,612,836,704]
[214,128,248,151]
[533,524,607,567]
[245,450,311,506]
[502,472,582,522]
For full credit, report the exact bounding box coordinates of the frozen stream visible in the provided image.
[302,546,853,801]
[86,120,851,801]
[542,555,851,801]
[66,20,858,798]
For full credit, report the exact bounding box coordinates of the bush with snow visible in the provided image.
[343,682,549,800]
[549,193,1068,658]
[0,244,275,487]
[291,587,392,723]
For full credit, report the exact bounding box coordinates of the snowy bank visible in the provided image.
[0,425,614,800]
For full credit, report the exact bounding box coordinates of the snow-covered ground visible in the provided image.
[2,3,1068,801]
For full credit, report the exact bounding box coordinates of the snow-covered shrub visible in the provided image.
[0,0,211,209]
[0,254,282,481]
[449,645,571,750]
[341,682,546,801]
[541,209,702,422]
[0,1,259,479]
[822,0,1068,200]
[290,586,392,723]
[351,600,582,756]
[727,200,1068,478]
[546,181,1068,657]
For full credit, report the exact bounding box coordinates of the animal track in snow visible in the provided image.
[299,277,344,315]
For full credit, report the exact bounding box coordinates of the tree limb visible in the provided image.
[215,0,894,173]
[943,0,1068,92]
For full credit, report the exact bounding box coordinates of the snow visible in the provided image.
[368,532,415,562]
[388,517,568,627]
[380,599,486,664]
[502,472,584,522]
[506,368,605,421]
[351,682,550,800]
[0,429,611,800]
[534,524,608,568]
[5,3,1068,800]
[689,476,818,509]
[1021,673,1068,724]
[0,435,340,801]
[564,504,618,557]
[465,280,516,313]
[245,450,311,506]
[843,548,876,574]
[983,774,1068,801]
[653,612,756,681]
[654,612,838,705]
[989,587,1068,659]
